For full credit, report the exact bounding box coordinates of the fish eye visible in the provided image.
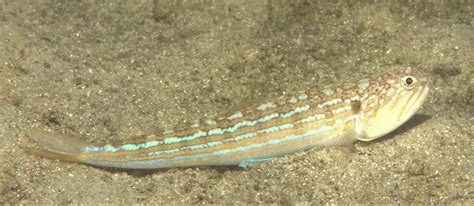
[401,75,417,89]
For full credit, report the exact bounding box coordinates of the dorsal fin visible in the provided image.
[218,93,282,118]
[109,131,164,146]
[110,134,146,146]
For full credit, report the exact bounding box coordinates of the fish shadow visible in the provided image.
[98,164,241,177]
[363,113,432,145]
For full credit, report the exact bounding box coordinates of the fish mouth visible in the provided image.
[398,84,430,123]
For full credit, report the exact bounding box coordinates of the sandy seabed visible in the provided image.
[0,1,472,204]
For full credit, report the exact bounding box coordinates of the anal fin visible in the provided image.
[238,157,274,168]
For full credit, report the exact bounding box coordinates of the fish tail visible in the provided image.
[24,129,91,163]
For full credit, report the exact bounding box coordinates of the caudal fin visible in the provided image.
[24,129,92,163]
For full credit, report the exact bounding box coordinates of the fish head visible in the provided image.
[357,67,430,141]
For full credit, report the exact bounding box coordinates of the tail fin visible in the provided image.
[24,129,92,163]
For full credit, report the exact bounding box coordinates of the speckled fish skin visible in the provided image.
[26,66,430,169]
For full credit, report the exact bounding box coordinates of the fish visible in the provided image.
[25,66,430,169]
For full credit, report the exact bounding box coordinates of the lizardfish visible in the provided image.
[25,66,430,169]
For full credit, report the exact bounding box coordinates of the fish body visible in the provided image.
[26,67,430,169]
